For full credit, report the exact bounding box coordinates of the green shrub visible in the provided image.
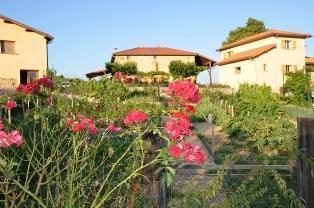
[230,84,281,117]
[105,61,138,75]
[169,60,204,78]
[284,71,311,106]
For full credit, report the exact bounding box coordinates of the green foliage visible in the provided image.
[222,18,267,46]
[284,71,311,106]
[212,170,305,208]
[105,61,138,75]
[68,77,129,100]
[169,60,205,78]
[196,84,297,162]
[46,67,57,77]
[230,84,281,117]
[193,97,230,126]
[137,70,170,78]
[168,170,226,208]
[281,104,314,118]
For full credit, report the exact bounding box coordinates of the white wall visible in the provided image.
[219,37,307,93]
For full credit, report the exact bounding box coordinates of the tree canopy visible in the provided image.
[105,61,138,75]
[284,71,311,105]
[168,60,205,78]
[222,18,267,46]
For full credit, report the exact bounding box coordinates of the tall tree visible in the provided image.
[222,18,267,46]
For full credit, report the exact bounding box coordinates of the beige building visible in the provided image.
[217,29,312,93]
[0,14,53,89]
[111,47,216,73]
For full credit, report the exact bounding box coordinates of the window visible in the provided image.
[127,56,130,60]
[0,40,16,54]
[282,40,296,50]
[235,67,241,74]
[154,55,157,60]
[285,65,292,74]
[285,40,291,49]
[224,51,234,59]
[20,70,39,84]
[263,64,268,72]
[155,63,159,71]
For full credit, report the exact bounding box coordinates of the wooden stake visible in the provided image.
[36,97,39,108]
[8,110,11,124]
[71,93,74,108]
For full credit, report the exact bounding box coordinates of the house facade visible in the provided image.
[0,14,53,89]
[217,29,312,93]
[111,47,216,73]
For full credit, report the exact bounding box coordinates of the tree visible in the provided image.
[284,71,311,105]
[105,61,138,75]
[169,60,204,78]
[222,18,267,46]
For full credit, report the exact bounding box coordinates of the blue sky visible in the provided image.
[1,0,314,82]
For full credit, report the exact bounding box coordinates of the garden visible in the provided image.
[0,71,313,207]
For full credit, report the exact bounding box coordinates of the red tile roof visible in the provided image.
[113,47,197,56]
[112,47,216,66]
[306,57,314,65]
[86,69,107,79]
[218,29,311,51]
[218,44,276,66]
[0,14,54,43]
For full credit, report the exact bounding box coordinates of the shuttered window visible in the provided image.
[281,40,297,50]
[0,40,16,54]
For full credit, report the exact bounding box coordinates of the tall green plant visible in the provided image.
[169,60,204,78]
[105,61,138,75]
[284,71,310,106]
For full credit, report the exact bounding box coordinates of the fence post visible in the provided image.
[231,106,234,118]
[297,118,314,208]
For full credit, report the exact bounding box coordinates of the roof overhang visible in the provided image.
[218,44,276,66]
[86,69,107,79]
[0,14,54,43]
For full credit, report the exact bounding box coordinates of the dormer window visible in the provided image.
[0,40,16,54]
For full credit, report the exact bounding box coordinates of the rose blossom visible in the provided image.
[166,80,200,103]
[169,142,205,164]
[124,110,148,126]
[0,130,23,147]
[88,123,97,135]
[66,118,72,127]
[37,77,53,88]
[171,112,190,121]
[6,100,17,110]
[169,145,181,159]
[164,118,192,141]
[107,123,122,132]
[184,104,195,114]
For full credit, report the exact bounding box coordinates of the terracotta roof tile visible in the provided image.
[86,69,107,79]
[218,44,276,66]
[306,57,314,65]
[112,47,216,66]
[0,14,54,42]
[218,29,311,51]
[113,47,198,56]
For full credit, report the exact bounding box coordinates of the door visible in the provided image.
[20,70,39,84]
